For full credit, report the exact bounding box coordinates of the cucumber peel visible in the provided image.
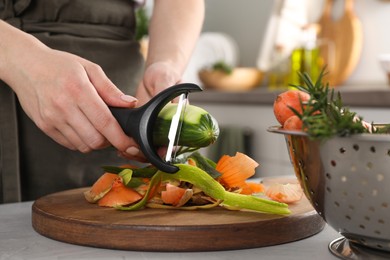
[160,164,290,215]
[116,164,290,215]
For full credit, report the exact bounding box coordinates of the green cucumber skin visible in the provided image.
[153,104,220,147]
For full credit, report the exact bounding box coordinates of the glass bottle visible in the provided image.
[268,45,290,90]
[289,24,324,86]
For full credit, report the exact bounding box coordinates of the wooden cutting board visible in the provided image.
[317,0,362,86]
[32,182,325,252]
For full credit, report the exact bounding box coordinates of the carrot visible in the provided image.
[273,90,310,125]
[84,173,119,203]
[247,182,265,193]
[115,170,163,211]
[136,178,151,191]
[187,158,197,167]
[216,152,259,195]
[98,178,142,207]
[161,183,185,205]
[161,183,193,207]
[283,115,303,130]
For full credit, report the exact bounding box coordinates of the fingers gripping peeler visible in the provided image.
[109,83,203,173]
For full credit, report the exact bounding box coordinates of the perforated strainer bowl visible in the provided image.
[268,126,390,260]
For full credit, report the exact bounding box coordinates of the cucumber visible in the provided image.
[153,103,219,148]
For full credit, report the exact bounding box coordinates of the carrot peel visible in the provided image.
[161,183,193,207]
[98,178,142,207]
[216,152,260,195]
[84,173,119,203]
[115,170,162,211]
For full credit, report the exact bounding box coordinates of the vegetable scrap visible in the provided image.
[84,173,119,203]
[265,183,303,204]
[85,152,300,215]
[216,152,262,195]
[98,178,142,207]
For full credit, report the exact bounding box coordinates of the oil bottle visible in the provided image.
[289,24,324,86]
[268,45,290,90]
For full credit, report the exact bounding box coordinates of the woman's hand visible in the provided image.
[136,0,204,102]
[0,21,141,157]
[128,0,204,162]
[135,61,181,105]
[116,61,181,161]
[17,49,139,153]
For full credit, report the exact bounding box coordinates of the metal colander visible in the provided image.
[268,126,390,260]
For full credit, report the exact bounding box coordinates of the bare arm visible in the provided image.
[135,0,205,104]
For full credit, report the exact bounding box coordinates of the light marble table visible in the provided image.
[0,201,340,260]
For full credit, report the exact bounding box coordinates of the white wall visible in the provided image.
[202,0,273,69]
[347,0,390,84]
[202,0,390,85]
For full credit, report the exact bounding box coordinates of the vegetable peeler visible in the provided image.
[109,83,202,173]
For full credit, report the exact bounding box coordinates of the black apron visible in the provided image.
[0,0,144,202]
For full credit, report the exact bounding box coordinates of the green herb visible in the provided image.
[212,60,233,74]
[373,124,390,134]
[289,69,369,140]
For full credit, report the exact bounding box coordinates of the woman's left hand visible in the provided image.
[135,61,181,105]
[121,0,204,162]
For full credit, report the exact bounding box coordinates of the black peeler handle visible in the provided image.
[109,83,203,173]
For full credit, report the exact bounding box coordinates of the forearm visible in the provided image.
[0,20,48,89]
[146,0,205,76]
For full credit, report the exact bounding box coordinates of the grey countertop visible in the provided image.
[190,83,390,108]
[0,201,341,260]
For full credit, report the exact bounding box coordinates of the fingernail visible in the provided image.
[126,146,140,156]
[121,94,138,103]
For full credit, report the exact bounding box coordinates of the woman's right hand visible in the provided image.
[0,20,143,158]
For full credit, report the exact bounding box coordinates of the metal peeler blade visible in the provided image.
[165,93,188,163]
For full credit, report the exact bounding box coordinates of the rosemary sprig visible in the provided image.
[289,69,368,140]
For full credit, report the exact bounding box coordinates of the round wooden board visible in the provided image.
[32,186,325,252]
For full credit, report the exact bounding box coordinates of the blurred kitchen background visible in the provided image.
[198,0,390,84]
[142,0,390,177]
